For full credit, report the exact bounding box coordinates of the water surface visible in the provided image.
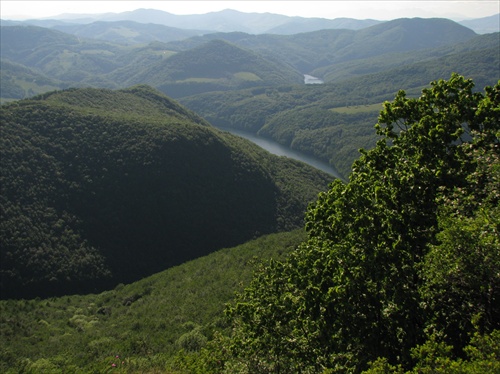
[217,126,344,180]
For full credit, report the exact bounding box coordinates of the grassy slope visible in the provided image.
[0,230,306,373]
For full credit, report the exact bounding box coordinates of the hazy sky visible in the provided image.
[2,1,499,21]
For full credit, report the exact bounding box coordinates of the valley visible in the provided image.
[216,125,344,179]
[0,7,499,373]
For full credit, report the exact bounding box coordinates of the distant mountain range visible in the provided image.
[2,8,498,37]
[2,16,496,103]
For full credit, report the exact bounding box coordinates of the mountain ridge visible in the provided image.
[3,9,498,37]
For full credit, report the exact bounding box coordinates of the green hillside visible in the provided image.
[0,19,484,102]
[0,59,68,103]
[117,39,304,98]
[313,32,500,83]
[180,37,500,178]
[0,25,129,84]
[0,229,306,373]
[0,75,497,374]
[0,86,331,299]
[165,18,477,73]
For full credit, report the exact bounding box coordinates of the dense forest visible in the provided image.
[2,18,498,179]
[0,85,331,299]
[1,74,498,373]
[0,10,499,373]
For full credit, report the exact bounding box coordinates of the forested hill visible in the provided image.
[0,18,483,102]
[0,86,332,299]
[164,18,477,73]
[180,31,499,178]
[110,39,304,98]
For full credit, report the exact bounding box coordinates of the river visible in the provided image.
[216,126,344,180]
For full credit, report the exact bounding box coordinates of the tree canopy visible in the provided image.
[208,74,500,373]
[0,86,331,299]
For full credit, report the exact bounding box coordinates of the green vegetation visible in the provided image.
[1,74,497,374]
[0,59,68,103]
[0,85,331,299]
[330,103,385,114]
[198,74,500,373]
[1,16,499,372]
[0,230,306,373]
[167,18,476,75]
[121,39,303,98]
[181,33,499,178]
[0,74,497,374]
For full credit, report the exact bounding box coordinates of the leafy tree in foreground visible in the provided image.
[211,74,499,373]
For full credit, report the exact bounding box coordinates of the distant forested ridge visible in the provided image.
[0,86,331,299]
[0,18,486,103]
[180,32,500,178]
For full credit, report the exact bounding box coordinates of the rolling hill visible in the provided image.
[0,59,68,102]
[163,17,478,74]
[52,20,204,45]
[180,33,499,178]
[112,39,304,98]
[0,85,332,299]
[0,17,483,102]
[0,25,129,84]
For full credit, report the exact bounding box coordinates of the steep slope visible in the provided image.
[117,39,303,97]
[0,86,331,299]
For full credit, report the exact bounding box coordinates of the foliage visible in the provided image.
[0,86,330,298]
[0,230,306,373]
[211,74,500,372]
[181,34,499,178]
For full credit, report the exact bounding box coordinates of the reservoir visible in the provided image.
[216,126,344,180]
[304,74,324,84]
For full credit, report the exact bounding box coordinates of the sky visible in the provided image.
[1,0,499,21]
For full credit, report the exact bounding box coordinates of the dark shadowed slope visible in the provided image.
[0,86,331,299]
